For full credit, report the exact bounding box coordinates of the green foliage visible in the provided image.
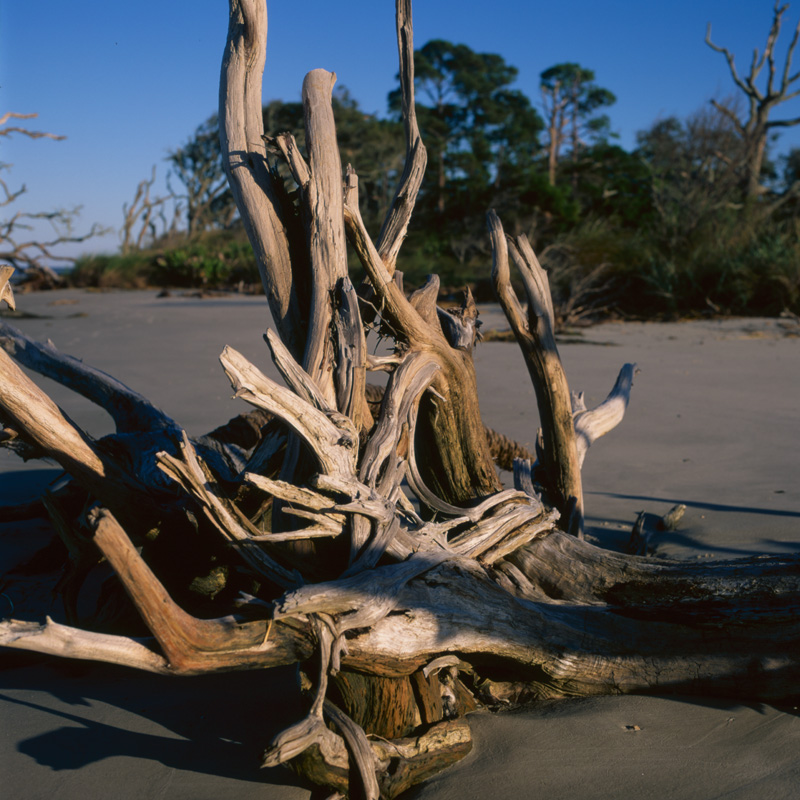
[392,40,544,213]
[539,62,617,188]
[632,219,800,316]
[540,63,616,133]
[72,230,260,289]
[166,115,234,234]
[150,237,257,286]
[83,39,800,319]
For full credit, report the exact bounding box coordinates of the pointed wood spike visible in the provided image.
[0,266,15,311]
[408,274,440,327]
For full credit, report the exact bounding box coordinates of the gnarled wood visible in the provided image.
[220,344,358,478]
[0,617,171,673]
[299,69,351,404]
[347,167,501,505]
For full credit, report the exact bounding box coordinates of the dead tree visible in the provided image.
[1,3,799,798]
[706,2,800,199]
[120,166,174,254]
[0,112,106,286]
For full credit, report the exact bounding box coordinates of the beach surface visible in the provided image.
[1,289,799,798]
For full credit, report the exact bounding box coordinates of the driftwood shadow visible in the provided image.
[0,659,306,789]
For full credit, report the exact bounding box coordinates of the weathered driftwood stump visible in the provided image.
[1,3,799,798]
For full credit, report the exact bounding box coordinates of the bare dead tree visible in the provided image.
[706,1,800,199]
[120,166,173,254]
[1,4,798,799]
[0,113,106,286]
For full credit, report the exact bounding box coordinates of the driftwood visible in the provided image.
[1,2,799,798]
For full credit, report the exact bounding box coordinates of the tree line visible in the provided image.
[77,4,800,320]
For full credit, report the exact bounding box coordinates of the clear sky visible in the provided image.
[3,0,800,261]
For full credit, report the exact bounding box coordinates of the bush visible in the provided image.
[72,230,260,290]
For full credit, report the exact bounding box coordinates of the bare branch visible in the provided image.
[0,617,171,673]
[219,0,305,359]
[765,113,800,127]
[0,204,108,272]
[220,344,358,477]
[120,166,170,253]
[0,112,66,141]
[572,363,637,468]
[343,167,441,349]
[157,432,301,589]
[0,347,154,522]
[88,506,311,672]
[270,131,310,188]
[300,68,350,404]
[706,23,757,99]
[762,3,786,97]
[709,98,747,135]
[333,276,371,433]
[375,0,428,272]
[706,5,800,197]
[781,16,800,91]
[0,176,26,208]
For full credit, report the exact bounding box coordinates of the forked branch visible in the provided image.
[488,210,583,533]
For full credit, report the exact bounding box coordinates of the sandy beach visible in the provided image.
[1,289,799,798]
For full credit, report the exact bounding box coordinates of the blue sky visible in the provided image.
[3,0,800,260]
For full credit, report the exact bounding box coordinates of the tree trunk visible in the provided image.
[1,2,799,799]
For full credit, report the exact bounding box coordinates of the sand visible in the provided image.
[1,289,799,798]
